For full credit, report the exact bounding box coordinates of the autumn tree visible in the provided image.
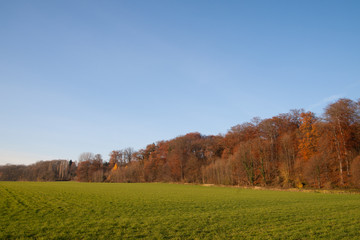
[351,156,360,187]
[123,147,134,163]
[324,98,360,185]
[89,154,104,182]
[77,153,94,182]
[234,140,257,185]
[77,152,104,182]
[222,122,257,159]
[109,150,122,169]
[298,112,318,161]
[279,132,297,187]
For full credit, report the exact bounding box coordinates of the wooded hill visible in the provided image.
[1,98,360,189]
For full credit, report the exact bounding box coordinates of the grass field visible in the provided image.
[1,182,360,239]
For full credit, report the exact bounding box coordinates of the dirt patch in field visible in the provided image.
[197,183,360,194]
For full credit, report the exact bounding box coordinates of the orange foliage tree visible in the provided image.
[298,112,318,161]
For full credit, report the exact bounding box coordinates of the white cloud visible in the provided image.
[308,94,342,112]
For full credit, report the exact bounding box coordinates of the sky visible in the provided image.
[1,0,359,165]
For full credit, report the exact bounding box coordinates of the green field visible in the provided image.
[1,182,360,239]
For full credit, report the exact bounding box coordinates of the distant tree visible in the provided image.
[89,154,104,182]
[77,152,95,182]
[351,156,360,187]
[123,148,134,163]
[324,98,359,185]
[0,164,27,181]
[279,132,297,187]
[109,150,123,169]
[2,97,360,189]
[298,112,318,161]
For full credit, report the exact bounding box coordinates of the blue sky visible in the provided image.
[1,0,359,165]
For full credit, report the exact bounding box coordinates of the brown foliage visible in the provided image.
[3,98,360,190]
[351,156,360,187]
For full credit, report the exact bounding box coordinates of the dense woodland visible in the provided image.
[1,98,360,189]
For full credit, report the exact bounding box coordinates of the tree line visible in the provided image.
[0,160,76,181]
[1,98,359,189]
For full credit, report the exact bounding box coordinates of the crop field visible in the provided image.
[1,182,360,239]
